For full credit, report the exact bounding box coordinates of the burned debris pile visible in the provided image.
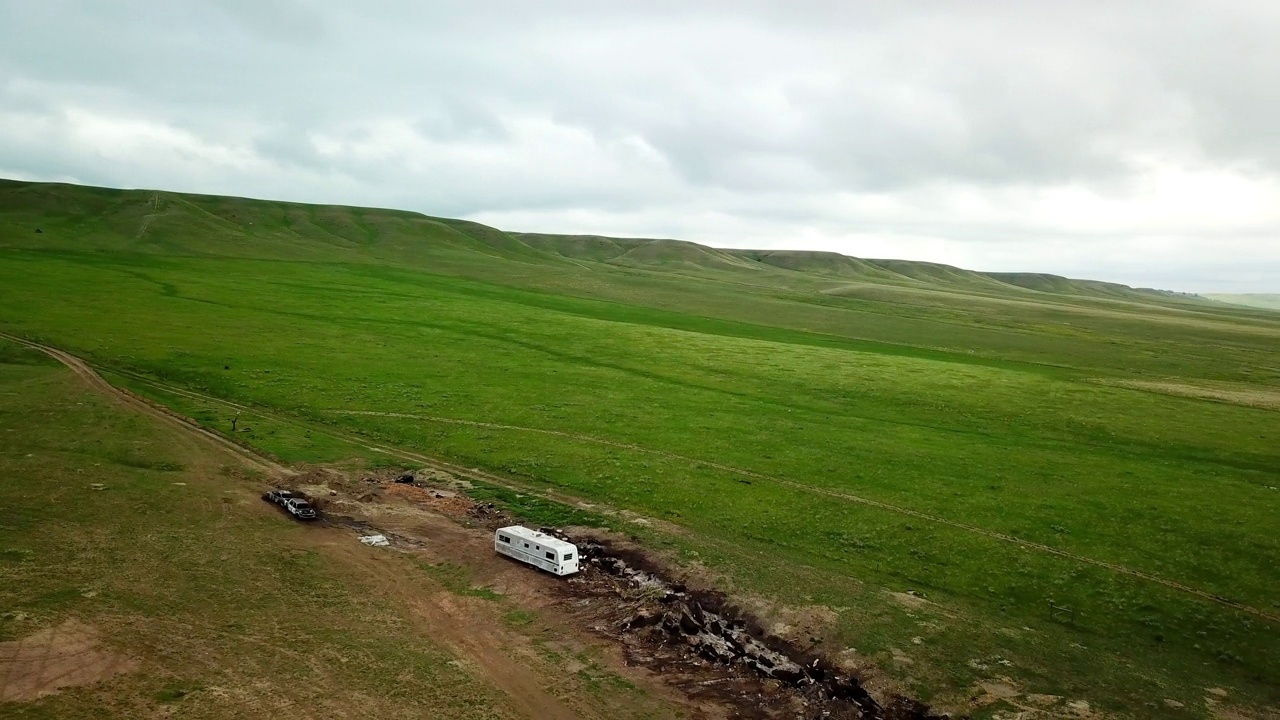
[548,531,947,720]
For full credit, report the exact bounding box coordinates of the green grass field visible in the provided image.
[2,179,1278,717]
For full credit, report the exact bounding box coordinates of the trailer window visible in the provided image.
[523,543,529,548]
[498,535,510,544]
[545,551,555,560]
[563,553,574,561]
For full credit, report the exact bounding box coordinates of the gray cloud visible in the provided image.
[1,0,1278,291]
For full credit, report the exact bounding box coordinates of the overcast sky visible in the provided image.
[2,1,1278,292]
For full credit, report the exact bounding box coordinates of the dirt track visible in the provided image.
[0,332,289,478]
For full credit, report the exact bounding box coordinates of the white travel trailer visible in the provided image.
[494,526,580,576]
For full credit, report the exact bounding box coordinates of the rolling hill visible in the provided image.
[1,178,1212,307]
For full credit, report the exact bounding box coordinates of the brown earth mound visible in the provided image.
[383,481,478,517]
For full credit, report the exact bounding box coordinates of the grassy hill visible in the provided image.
[10,178,1276,385]
[3,178,1222,302]
[2,178,1279,718]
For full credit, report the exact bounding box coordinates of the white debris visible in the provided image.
[359,534,390,547]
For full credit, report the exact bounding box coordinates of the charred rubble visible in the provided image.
[544,529,950,720]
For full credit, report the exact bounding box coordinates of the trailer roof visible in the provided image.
[497,525,577,552]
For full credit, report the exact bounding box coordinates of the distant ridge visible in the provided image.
[514,229,1201,303]
[1204,294,1280,311]
[982,272,1201,301]
[0,177,1204,305]
[721,249,904,281]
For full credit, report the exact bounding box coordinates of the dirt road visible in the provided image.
[0,332,289,478]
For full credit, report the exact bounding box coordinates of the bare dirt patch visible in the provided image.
[964,678,1099,720]
[1097,378,1280,411]
[0,619,137,702]
[383,481,478,517]
[968,679,1019,709]
[308,533,586,720]
[1206,691,1280,720]
[737,598,840,649]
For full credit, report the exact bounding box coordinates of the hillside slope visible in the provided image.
[2,178,1214,308]
[5,177,1278,390]
[0,179,553,267]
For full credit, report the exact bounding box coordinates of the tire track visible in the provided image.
[0,333,290,478]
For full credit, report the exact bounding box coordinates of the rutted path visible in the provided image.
[0,332,288,478]
[6,332,1274,625]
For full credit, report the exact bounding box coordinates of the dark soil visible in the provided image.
[545,529,952,720]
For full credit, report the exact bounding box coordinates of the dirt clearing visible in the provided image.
[278,467,714,719]
[0,619,137,702]
[299,466,944,719]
